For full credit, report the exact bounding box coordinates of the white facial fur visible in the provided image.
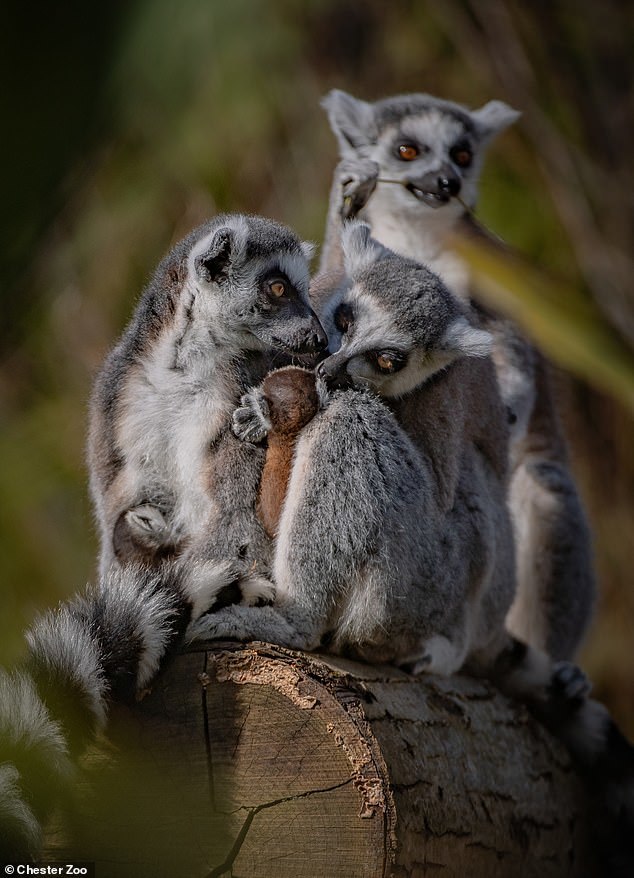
[186,220,313,353]
[358,113,479,270]
[373,112,482,206]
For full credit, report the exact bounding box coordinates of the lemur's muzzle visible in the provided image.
[317,354,353,390]
[271,317,328,357]
[271,312,328,359]
[406,164,461,207]
[293,319,328,356]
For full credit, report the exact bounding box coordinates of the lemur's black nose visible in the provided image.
[293,319,328,356]
[317,357,353,390]
[438,175,461,197]
[406,167,461,205]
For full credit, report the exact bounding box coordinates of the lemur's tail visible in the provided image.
[0,559,237,860]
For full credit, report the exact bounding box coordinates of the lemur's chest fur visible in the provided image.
[116,328,237,535]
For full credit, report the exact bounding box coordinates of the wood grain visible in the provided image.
[44,642,594,877]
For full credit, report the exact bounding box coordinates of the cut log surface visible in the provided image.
[44,642,593,877]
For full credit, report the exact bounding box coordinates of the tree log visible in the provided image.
[44,642,594,877]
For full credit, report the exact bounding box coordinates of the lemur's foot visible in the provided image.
[125,504,170,545]
[239,575,276,607]
[338,157,379,219]
[186,604,309,651]
[232,386,271,443]
[113,504,179,565]
[550,661,592,703]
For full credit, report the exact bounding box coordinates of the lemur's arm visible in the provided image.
[318,157,379,277]
[0,559,237,859]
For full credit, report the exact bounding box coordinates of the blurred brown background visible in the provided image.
[1,1,632,731]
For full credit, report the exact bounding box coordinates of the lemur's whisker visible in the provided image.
[454,194,473,214]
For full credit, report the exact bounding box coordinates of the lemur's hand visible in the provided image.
[232,386,271,444]
[337,157,379,219]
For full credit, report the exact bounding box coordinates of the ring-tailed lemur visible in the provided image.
[88,213,326,593]
[193,225,634,866]
[317,89,595,662]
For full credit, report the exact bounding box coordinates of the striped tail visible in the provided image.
[0,558,238,859]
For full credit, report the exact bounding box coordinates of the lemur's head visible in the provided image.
[322,89,519,218]
[187,214,327,356]
[318,222,491,398]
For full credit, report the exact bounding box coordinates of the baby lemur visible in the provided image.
[88,213,326,598]
[318,89,595,662]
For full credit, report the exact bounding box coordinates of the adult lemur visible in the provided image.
[207,222,513,676]
[88,212,325,590]
[0,214,326,858]
[317,89,595,662]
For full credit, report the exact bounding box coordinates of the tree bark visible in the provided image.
[45,642,594,877]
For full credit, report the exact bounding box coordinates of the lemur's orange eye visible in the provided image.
[397,144,419,161]
[269,280,286,297]
[373,350,406,374]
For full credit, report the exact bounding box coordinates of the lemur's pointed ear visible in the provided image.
[321,90,377,156]
[301,241,316,263]
[342,221,392,277]
[471,100,520,142]
[440,316,492,358]
[194,221,247,283]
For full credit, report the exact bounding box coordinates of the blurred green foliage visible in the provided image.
[0,0,632,729]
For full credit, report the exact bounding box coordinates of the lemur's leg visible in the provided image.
[499,350,596,661]
[113,500,276,607]
[506,456,595,660]
[113,504,180,566]
[187,602,325,652]
[0,558,237,859]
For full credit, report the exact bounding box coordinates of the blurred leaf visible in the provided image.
[453,230,634,413]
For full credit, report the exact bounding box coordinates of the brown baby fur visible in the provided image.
[257,368,320,538]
